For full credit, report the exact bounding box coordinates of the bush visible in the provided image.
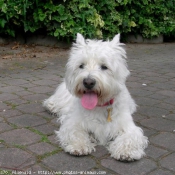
[0,0,175,40]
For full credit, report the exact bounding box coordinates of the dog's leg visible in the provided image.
[43,82,72,115]
[107,113,148,161]
[55,119,96,156]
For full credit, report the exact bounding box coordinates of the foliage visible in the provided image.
[130,0,175,38]
[0,0,175,39]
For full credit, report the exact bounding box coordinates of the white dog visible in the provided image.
[43,33,148,161]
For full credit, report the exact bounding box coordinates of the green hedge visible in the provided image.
[0,0,175,40]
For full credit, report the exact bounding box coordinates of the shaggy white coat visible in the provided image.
[43,33,148,161]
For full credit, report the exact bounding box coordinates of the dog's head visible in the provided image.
[65,33,130,109]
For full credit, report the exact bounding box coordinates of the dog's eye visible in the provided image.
[101,65,108,70]
[79,64,84,69]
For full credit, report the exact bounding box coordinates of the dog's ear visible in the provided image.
[111,34,120,44]
[76,33,86,45]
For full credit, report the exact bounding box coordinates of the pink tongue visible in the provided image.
[81,92,98,110]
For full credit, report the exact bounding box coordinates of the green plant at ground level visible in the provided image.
[0,0,175,39]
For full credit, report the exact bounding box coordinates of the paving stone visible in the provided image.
[141,118,175,132]
[22,94,48,103]
[143,86,159,92]
[0,93,19,101]
[160,153,175,172]
[17,103,45,113]
[34,123,57,135]
[28,86,54,94]
[0,85,25,93]
[42,74,61,82]
[15,90,34,96]
[19,83,38,88]
[0,128,41,145]
[38,111,56,119]
[9,73,33,79]
[148,93,168,101]
[89,167,117,175]
[145,144,168,159]
[0,82,7,87]
[0,109,22,118]
[126,82,143,88]
[26,164,47,175]
[163,97,175,105]
[150,132,175,151]
[0,117,4,122]
[0,102,11,111]
[127,76,141,82]
[101,158,157,175]
[158,103,175,110]
[32,79,58,86]
[138,106,169,118]
[8,114,47,127]
[5,79,29,86]
[166,114,175,121]
[164,72,175,78]
[28,142,56,155]
[141,71,160,77]
[148,169,174,175]
[144,77,168,83]
[48,135,57,145]
[133,113,148,122]
[0,143,4,148]
[42,152,96,171]
[51,118,60,126]
[8,98,29,106]
[0,148,35,169]
[151,82,175,90]
[24,77,42,82]
[91,145,109,158]
[157,90,175,97]
[130,89,154,97]
[135,97,160,106]
[0,122,13,132]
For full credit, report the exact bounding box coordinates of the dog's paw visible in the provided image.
[64,143,96,156]
[44,107,57,116]
[70,150,89,156]
[109,147,146,162]
[43,99,57,114]
[118,155,136,162]
[107,137,148,161]
[115,152,144,162]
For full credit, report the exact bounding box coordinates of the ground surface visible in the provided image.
[0,42,175,175]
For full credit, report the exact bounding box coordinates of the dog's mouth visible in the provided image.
[81,91,98,110]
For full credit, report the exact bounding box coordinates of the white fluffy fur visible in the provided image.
[43,33,148,161]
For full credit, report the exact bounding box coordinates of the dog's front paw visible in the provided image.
[108,143,146,161]
[107,135,148,161]
[113,151,144,162]
[64,143,96,156]
[43,99,57,114]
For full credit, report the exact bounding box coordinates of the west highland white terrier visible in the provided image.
[43,33,148,161]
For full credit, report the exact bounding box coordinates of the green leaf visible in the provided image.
[38,9,46,21]
[54,29,59,37]
[39,13,46,21]
[57,4,65,16]
[1,3,7,13]
[7,29,15,37]
[130,21,136,27]
[60,16,68,21]
[0,19,6,28]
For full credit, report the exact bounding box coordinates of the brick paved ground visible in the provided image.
[0,43,175,175]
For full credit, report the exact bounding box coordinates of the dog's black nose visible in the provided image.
[83,78,96,89]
